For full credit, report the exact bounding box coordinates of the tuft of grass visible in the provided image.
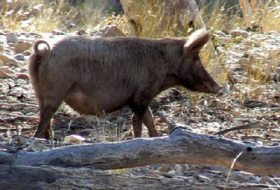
[252,1,280,32]
[0,0,62,32]
[0,0,107,32]
[117,0,195,38]
[0,0,32,30]
[199,1,242,32]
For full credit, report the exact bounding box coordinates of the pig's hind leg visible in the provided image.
[34,82,72,139]
[131,112,144,138]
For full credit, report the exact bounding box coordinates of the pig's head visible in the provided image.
[179,29,223,94]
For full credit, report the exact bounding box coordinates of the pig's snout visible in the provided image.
[215,84,227,96]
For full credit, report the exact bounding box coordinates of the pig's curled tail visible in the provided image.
[33,40,50,55]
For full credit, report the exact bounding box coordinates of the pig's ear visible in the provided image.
[183,29,210,55]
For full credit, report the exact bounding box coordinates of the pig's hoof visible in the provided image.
[149,133,160,137]
[148,130,160,137]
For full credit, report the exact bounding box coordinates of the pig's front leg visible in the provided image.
[143,107,159,137]
[131,106,159,138]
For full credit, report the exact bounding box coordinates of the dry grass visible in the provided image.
[0,0,107,32]
[0,0,59,31]
[1,0,279,33]
[253,2,280,32]
[0,0,31,30]
[199,1,242,32]
[199,0,280,101]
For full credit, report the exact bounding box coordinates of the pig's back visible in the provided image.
[44,36,183,113]
[48,36,180,86]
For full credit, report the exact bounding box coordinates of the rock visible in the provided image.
[230,29,249,38]
[0,35,7,44]
[15,73,29,80]
[272,74,280,82]
[23,50,31,56]
[31,4,44,15]
[14,41,32,53]
[14,54,25,61]
[196,174,211,183]
[52,30,66,35]
[0,66,14,74]
[244,99,271,108]
[0,29,5,35]
[6,32,18,43]
[229,171,261,183]
[214,30,228,38]
[76,29,87,36]
[99,25,125,37]
[63,135,86,144]
[0,69,12,78]
[214,36,231,45]
[0,54,18,66]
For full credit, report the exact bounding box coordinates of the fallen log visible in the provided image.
[0,165,231,190]
[0,127,279,175]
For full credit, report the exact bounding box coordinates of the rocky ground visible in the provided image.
[0,24,280,189]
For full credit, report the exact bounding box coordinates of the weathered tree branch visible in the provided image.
[1,128,280,175]
[0,165,233,190]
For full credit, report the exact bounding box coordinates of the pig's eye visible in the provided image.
[195,60,202,67]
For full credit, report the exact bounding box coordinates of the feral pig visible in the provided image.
[29,29,223,139]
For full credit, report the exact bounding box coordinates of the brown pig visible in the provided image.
[29,29,223,139]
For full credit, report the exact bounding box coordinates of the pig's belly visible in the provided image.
[64,90,129,115]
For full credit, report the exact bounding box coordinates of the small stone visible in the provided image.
[196,174,211,183]
[15,73,29,80]
[52,30,66,35]
[22,50,31,56]
[230,29,249,38]
[6,32,18,43]
[214,30,228,38]
[99,25,125,37]
[0,54,18,66]
[0,69,12,78]
[31,4,44,15]
[0,66,14,74]
[76,29,87,36]
[14,54,25,61]
[63,134,85,144]
[14,42,32,53]
[0,35,6,44]
[229,171,261,183]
